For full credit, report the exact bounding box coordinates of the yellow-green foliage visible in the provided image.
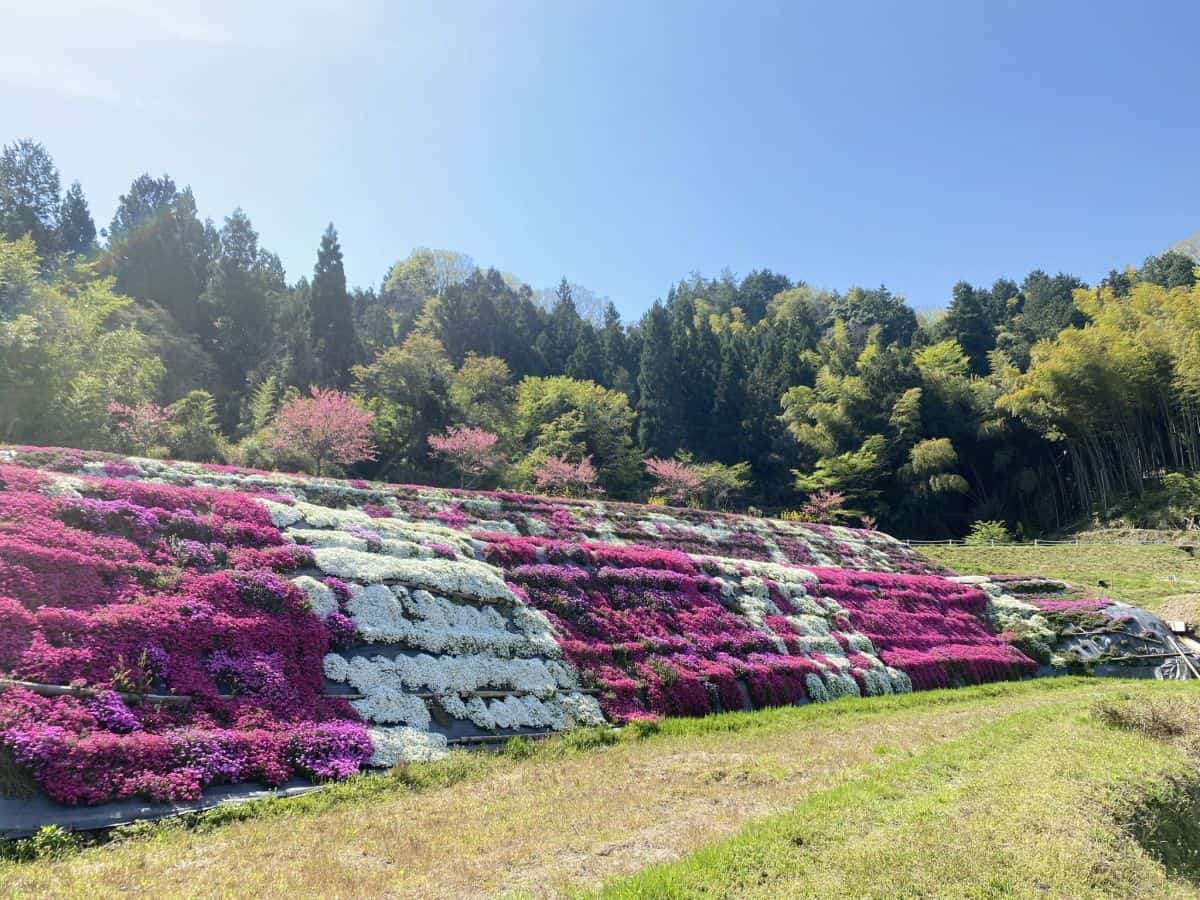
[0,239,164,447]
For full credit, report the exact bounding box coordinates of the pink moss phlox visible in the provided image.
[0,461,374,805]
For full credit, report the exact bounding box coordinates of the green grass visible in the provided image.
[924,542,1200,610]
[599,683,1200,899]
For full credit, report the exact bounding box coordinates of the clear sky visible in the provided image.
[4,0,1198,317]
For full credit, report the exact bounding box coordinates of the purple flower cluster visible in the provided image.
[0,463,373,805]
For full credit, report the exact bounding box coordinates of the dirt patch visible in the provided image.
[1155,595,1200,626]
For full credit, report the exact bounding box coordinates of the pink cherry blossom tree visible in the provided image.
[428,426,501,487]
[644,457,703,505]
[270,387,376,476]
[800,489,848,524]
[533,454,601,498]
[108,402,171,455]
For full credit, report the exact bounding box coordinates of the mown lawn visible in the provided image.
[4,678,1200,898]
[925,542,1200,611]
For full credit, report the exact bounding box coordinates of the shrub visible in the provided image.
[964,519,1013,545]
[532,455,601,497]
[645,457,703,505]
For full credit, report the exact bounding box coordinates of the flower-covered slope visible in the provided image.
[1,446,1042,809]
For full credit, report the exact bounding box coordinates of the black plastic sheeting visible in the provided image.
[1055,603,1200,679]
[0,779,321,840]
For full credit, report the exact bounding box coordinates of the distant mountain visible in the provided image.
[1169,231,1200,260]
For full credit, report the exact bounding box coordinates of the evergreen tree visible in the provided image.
[58,181,96,255]
[636,302,683,455]
[1016,270,1086,341]
[710,330,748,462]
[0,139,61,256]
[1138,251,1197,290]
[536,278,582,373]
[599,301,631,388]
[107,175,215,334]
[202,209,278,428]
[309,223,358,388]
[565,322,606,383]
[939,282,994,374]
[735,269,791,323]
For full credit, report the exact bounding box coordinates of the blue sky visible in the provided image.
[4,1,1198,317]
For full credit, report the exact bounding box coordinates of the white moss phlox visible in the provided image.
[367,726,449,766]
[312,548,510,599]
[291,575,338,618]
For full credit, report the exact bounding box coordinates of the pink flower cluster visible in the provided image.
[0,464,371,806]
[805,569,1036,690]
[493,537,828,721]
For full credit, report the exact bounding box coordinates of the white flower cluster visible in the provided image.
[291,575,338,617]
[367,726,449,766]
[324,652,577,698]
[311,548,511,600]
[437,691,605,731]
[354,686,433,729]
[343,583,559,658]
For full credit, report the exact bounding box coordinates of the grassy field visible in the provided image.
[925,542,1200,613]
[4,678,1200,898]
[601,685,1200,899]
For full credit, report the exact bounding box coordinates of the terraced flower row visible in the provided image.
[0,448,1038,808]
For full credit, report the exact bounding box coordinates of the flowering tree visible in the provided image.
[427,426,501,487]
[270,387,376,476]
[644,457,703,505]
[800,489,848,524]
[533,454,601,497]
[108,402,171,455]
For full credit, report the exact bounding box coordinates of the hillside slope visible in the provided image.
[0,446,1188,823]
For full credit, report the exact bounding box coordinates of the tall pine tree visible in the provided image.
[58,181,96,255]
[309,223,358,388]
[710,331,748,462]
[202,209,276,428]
[636,302,683,455]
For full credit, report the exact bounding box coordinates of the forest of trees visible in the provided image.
[2,137,1198,537]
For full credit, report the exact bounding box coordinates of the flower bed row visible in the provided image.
[0,445,941,575]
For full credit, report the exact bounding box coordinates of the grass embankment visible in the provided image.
[4,679,1200,898]
[925,542,1200,612]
